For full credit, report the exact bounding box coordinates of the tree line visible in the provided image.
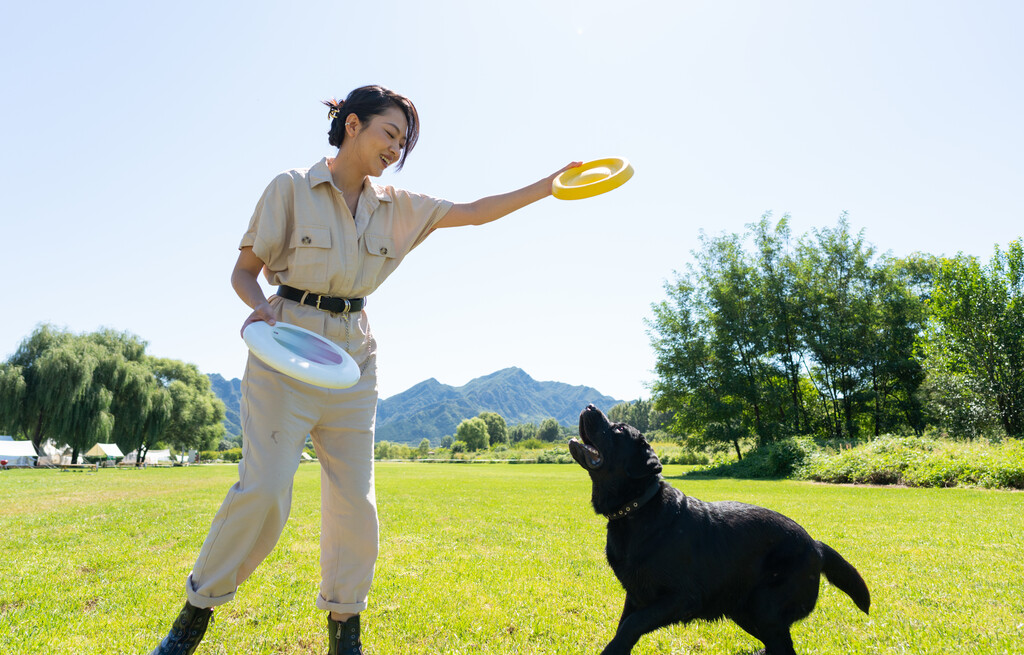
[375,412,575,459]
[647,214,1023,456]
[0,325,226,464]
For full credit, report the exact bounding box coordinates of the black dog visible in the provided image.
[569,405,870,655]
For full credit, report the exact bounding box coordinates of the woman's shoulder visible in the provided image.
[266,158,330,187]
[370,182,448,205]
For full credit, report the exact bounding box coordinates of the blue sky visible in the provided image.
[2,0,1021,404]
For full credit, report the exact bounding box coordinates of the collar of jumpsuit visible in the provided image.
[309,157,392,229]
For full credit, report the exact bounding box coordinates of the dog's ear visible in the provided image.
[627,440,662,478]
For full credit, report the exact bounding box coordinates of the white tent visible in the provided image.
[38,441,71,466]
[0,436,38,467]
[122,449,174,465]
[84,443,124,460]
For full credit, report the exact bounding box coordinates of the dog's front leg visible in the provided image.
[617,595,638,625]
[601,598,693,655]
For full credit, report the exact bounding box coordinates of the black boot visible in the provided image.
[149,601,213,655]
[327,614,364,655]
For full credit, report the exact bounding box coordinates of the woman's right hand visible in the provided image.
[240,301,276,338]
[233,247,277,338]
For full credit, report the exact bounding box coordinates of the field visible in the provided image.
[1,463,1022,654]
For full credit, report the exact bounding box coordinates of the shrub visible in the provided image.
[537,447,574,464]
[690,437,814,479]
[221,448,242,463]
[518,438,547,450]
[798,436,1024,489]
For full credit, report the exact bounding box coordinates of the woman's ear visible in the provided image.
[345,113,361,137]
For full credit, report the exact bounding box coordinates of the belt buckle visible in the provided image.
[315,294,324,310]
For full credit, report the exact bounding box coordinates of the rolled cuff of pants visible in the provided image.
[316,594,368,615]
[186,573,236,609]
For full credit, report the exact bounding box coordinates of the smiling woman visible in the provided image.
[145,84,580,655]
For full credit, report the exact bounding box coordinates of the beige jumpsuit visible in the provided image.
[186,158,452,615]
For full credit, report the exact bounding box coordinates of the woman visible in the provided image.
[149,84,579,655]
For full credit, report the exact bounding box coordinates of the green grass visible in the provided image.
[1,464,1022,654]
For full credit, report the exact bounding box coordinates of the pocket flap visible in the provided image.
[290,226,332,248]
[364,233,397,258]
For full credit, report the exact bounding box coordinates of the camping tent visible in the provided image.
[0,436,38,467]
[84,443,124,463]
[37,441,70,466]
[122,449,174,465]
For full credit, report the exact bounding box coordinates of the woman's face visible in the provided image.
[349,106,408,177]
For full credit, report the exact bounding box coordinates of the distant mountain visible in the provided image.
[376,367,623,445]
[208,374,242,439]
[207,367,623,446]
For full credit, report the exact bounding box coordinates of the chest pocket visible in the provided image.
[288,225,332,286]
[358,233,397,286]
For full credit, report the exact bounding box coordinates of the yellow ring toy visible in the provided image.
[552,157,634,200]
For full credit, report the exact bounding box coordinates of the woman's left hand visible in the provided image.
[544,161,584,189]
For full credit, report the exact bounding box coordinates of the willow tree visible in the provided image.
[1,325,74,452]
[1,325,225,462]
[150,358,226,457]
[33,336,114,463]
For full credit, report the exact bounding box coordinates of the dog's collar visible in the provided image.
[604,478,663,521]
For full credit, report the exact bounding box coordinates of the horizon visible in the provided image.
[207,364,629,405]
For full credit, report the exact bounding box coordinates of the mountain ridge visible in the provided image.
[208,367,624,446]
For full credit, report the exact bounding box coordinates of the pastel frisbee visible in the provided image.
[243,321,359,389]
[552,157,634,200]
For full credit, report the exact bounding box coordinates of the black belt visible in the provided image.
[277,285,366,313]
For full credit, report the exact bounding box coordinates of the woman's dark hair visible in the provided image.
[323,85,419,171]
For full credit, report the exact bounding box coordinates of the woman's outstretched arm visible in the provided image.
[434,161,581,229]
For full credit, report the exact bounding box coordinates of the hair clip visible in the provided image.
[328,108,340,120]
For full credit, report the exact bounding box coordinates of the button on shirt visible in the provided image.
[240,158,454,298]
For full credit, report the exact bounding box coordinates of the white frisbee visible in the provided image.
[242,321,360,389]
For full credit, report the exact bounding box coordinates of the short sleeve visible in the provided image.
[384,187,454,254]
[239,173,294,271]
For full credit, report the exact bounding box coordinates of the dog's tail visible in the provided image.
[817,541,870,614]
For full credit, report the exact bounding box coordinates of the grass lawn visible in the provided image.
[1,463,1022,654]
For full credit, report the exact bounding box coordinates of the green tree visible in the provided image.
[507,423,536,443]
[417,438,431,458]
[608,399,667,434]
[752,215,805,434]
[860,256,931,436]
[649,215,930,447]
[150,358,226,455]
[456,417,489,451]
[794,217,878,439]
[924,239,1024,437]
[1,325,75,452]
[648,249,765,458]
[86,330,173,464]
[478,411,508,446]
[0,364,27,439]
[537,418,561,442]
[0,326,228,463]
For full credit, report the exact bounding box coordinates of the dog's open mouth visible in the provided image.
[570,405,608,469]
[569,437,603,469]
